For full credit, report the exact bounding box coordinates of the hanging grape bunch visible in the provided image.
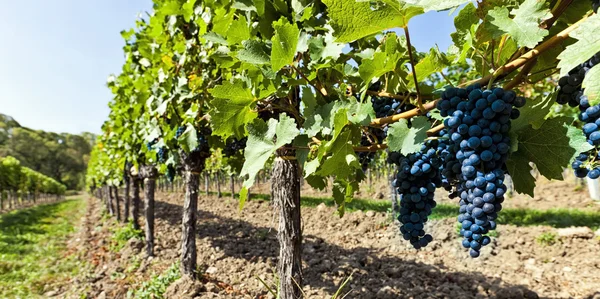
[223,137,247,157]
[157,147,168,163]
[165,164,176,182]
[146,138,158,151]
[555,52,600,179]
[389,140,443,249]
[437,84,525,257]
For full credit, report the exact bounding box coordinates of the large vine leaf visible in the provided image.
[271,18,300,71]
[407,47,450,88]
[557,14,600,76]
[515,117,593,181]
[583,65,600,106]
[237,40,271,65]
[402,0,470,12]
[322,0,423,43]
[484,0,552,48]
[239,114,300,207]
[511,92,555,133]
[209,80,258,139]
[387,117,429,155]
[505,152,536,197]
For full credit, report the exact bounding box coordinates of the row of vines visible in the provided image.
[86,0,600,297]
[0,156,67,209]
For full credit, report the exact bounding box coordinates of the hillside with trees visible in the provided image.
[0,114,95,190]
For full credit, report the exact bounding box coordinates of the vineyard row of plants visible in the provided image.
[86,0,600,297]
[0,156,67,210]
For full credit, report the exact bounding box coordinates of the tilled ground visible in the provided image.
[60,191,600,299]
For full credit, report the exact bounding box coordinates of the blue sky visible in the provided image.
[0,2,455,134]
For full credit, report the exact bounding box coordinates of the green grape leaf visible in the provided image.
[316,130,360,177]
[403,0,470,12]
[347,100,375,127]
[505,152,536,197]
[237,40,271,65]
[450,2,478,45]
[407,47,450,88]
[332,178,358,217]
[484,0,551,48]
[227,15,251,45]
[515,117,593,181]
[322,0,423,42]
[583,65,600,106]
[271,18,300,71]
[177,124,199,153]
[511,91,555,133]
[212,8,234,36]
[209,80,258,139]
[387,117,429,155]
[182,0,197,22]
[359,52,400,84]
[239,114,300,207]
[558,14,600,76]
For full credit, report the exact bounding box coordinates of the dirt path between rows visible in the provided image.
[59,193,600,298]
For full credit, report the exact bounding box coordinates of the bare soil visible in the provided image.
[56,183,600,299]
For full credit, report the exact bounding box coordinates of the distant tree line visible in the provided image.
[0,114,95,190]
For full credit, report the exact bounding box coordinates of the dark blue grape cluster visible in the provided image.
[372,96,416,118]
[357,128,386,172]
[165,164,176,182]
[437,85,524,257]
[191,126,211,154]
[555,52,600,179]
[223,137,247,157]
[556,53,600,106]
[158,147,167,163]
[146,139,158,151]
[389,140,443,249]
[175,126,186,138]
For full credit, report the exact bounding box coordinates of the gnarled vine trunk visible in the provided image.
[124,179,130,222]
[132,178,141,230]
[107,186,115,216]
[140,165,157,258]
[272,149,302,298]
[113,186,121,222]
[180,150,206,278]
[230,175,235,199]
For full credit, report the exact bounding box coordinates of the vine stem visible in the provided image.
[291,65,327,97]
[365,90,435,101]
[371,15,588,127]
[404,26,423,111]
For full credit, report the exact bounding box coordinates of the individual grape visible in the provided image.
[438,85,522,258]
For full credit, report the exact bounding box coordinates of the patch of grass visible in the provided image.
[536,232,558,246]
[497,208,600,229]
[0,199,86,297]
[110,222,144,252]
[128,262,181,299]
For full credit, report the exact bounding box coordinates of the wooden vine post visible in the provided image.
[272,148,303,298]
